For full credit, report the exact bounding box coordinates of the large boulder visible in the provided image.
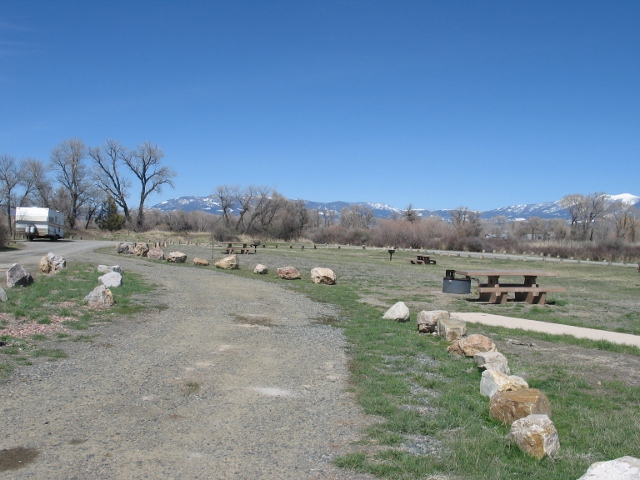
[39,252,66,274]
[99,271,122,288]
[167,251,188,263]
[474,351,510,374]
[448,334,497,357]
[254,264,268,274]
[578,456,640,479]
[147,247,165,260]
[215,255,239,270]
[480,370,528,398]
[417,310,448,333]
[39,255,52,274]
[133,243,149,257]
[277,266,301,279]
[437,316,467,341]
[193,257,210,266]
[116,242,134,254]
[508,414,560,460]
[6,264,33,288]
[489,388,552,425]
[84,285,114,308]
[310,267,336,285]
[383,302,411,322]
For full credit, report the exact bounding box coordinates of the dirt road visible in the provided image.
[1,242,373,479]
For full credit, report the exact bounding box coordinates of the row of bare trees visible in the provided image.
[0,138,175,235]
[160,185,310,242]
[156,190,638,249]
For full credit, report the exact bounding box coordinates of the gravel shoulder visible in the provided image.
[1,242,374,479]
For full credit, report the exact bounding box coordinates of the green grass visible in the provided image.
[183,381,201,395]
[143,243,640,479]
[30,348,67,359]
[0,262,155,381]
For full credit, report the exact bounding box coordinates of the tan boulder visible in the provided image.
[489,388,552,425]
[215,254,239,269]
[277,266,301,279]
[193,257,210,266]
[133,242,149,257]
[417,310,448,333]
[167,251,188,263]
[480,370,528,398]
[310,267,336,285]
[39,253,66,274]
[39,255,53,274]
[508,414,560,459]
[147,247,165,260]
[455,334,497,356]
[438,316,467,341]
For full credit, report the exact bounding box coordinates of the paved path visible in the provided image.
[453,312,640,348]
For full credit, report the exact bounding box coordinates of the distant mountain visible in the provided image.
[150,193,640,222]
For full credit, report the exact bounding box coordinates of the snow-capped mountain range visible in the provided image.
[151,193,640,222]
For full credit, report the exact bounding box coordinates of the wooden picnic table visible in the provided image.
[224,243,252,254]
[455,269,566,305]
[409,254,436,265]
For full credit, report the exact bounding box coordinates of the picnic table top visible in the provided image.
[455,270,558,277]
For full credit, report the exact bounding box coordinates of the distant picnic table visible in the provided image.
[455,269,566,305]
[409,254,436,265]
[223,243,255,254]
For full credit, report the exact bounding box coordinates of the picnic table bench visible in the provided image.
[409,254,437,265]
[455,269,566,305]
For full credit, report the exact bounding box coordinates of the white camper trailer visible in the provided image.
[15,207,65,241]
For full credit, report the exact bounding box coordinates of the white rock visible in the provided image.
[578,456,640,479]
[480,370,528,398]
[99,271,122,288]
[383,302,410,322]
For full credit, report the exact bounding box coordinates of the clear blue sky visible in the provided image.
[2,1,639,211]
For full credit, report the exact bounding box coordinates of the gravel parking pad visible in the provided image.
[1,244,373,479]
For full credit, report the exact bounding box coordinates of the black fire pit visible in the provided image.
[442,269,471,294]
[388,249,396,261]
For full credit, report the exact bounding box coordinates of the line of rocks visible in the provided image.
[384,302,559,459]
[117,243,338,285]
[384,301,640,477]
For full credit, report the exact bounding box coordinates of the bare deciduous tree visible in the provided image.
[0,154,22,234]
[243,186,272,235]
[88,139,132,224]
[20,158,54,208]
[123,142,176,231]
[609,201,639,242]
[339,204,375,229]
[213,185,236,228]
[561,192,608,241]
[49,138,91,228]
[450,207,483,237]
[404,204,418,223]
